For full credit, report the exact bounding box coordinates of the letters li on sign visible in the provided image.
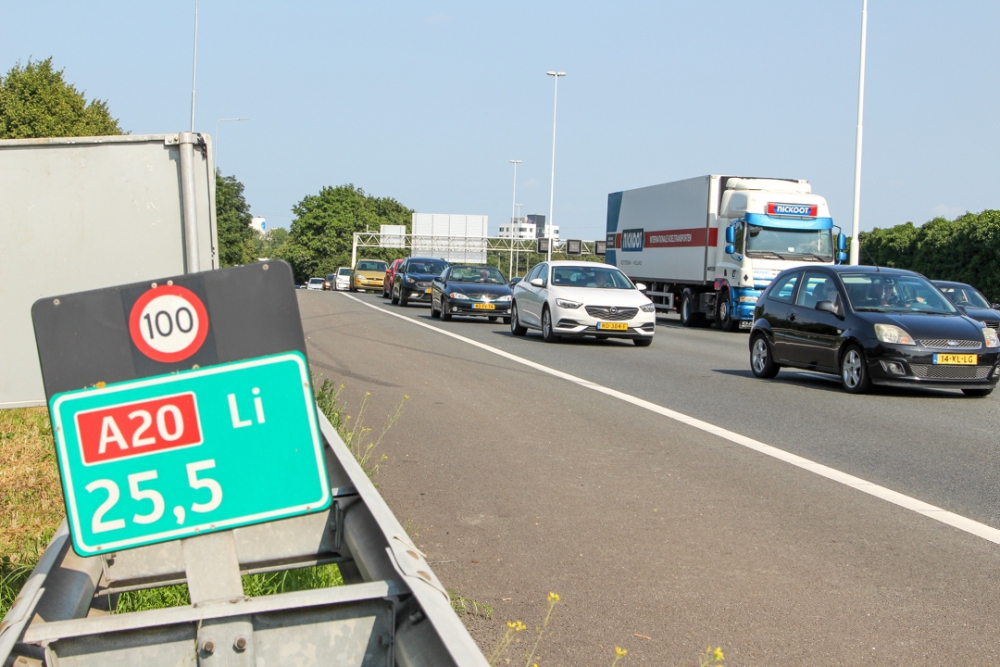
[32,262,331,556]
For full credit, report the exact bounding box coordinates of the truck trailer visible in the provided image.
[606,175,846,331]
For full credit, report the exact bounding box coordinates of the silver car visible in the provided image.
[509,261,656,346]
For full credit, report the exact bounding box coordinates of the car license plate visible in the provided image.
[474,303,495,310]
[739,320,752,329]
[597,322,628,331]
[933,354,977,365]
[425,288,432,293]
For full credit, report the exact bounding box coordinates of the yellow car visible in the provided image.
[351,259,388,292]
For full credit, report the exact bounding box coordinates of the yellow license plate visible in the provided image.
[473,303,495,310]
[425,288,432,293]
[934,354,977,365]
[597,322,628,331]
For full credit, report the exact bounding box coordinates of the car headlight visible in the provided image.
[555,298,582,309]
[496,295,512,302]
[983,327,1000,348]
[405,277,416,284]
[448,292,470,299]
[874,323,915,345]
[640,303,655,312]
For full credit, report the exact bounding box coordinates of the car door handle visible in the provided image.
[788,313,797,322]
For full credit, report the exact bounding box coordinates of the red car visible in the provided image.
[383,258,404,298]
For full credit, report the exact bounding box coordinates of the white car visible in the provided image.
[334,267,352,291]
[307,277,325,291]
[509,261,656,346]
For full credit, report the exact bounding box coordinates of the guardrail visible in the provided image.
[1,409,489,667]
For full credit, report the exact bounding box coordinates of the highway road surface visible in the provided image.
[299,289,1000,666]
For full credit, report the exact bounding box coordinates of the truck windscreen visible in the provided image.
[745,225,833,261]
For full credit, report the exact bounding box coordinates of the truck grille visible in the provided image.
[585,306,637,321]
[918,339,981,350]
[910,365,991,379]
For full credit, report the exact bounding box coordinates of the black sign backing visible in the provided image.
[31,261,306,400]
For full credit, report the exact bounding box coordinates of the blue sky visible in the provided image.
[2,1,997,239]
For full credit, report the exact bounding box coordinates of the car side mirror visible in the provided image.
[992,303,1000,310]
[816,300,841,317]
[635,282,647,291]
[725,244,735,255]
[725,226,735,244]
[530,278,544,288]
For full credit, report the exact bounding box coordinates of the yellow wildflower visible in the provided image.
[714,647,724,661]
[547,592,560,602]
[616,646,627,656]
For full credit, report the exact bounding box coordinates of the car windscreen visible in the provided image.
[356,261,386,271]
[937,285,991,309]
[309,278,323,284]
[407,261,448,274]
[841,273,957,314]
[448,266,506,283]
[338,268,352,276]
[550,266,633,289]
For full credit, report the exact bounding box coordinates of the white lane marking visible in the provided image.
[338,293,1000,545]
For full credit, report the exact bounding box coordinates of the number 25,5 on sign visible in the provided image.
[50,352,329,556]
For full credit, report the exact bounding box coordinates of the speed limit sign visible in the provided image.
[128,284,210,363]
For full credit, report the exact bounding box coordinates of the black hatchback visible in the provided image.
[430,265,512,322]
[390,257,450,306]
[749,266,1000,396]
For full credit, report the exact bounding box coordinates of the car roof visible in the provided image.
[932,280,973,288]
[355,258,386,263]
[777,264,922,277]
[406,257,449,262]
[542,260,617,269]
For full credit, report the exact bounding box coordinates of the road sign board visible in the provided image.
[128,284,210,363]
[50,351,329,556]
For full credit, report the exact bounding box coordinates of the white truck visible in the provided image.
[606,175,847,331]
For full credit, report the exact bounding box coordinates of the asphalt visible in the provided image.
[299,289,1000,666]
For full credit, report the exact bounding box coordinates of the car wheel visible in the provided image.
[510,302,527,336]
[430,297,440,318]
[633,337,653,347]
[680,289,707,328]
[716,289,739,332]
[382,284,389,298]
[541,306,559,343]
[441,299,451,321]
[750,333,780,379]
[390,284,399,304]
[962,387,994,398]
[398,287,408,307]
[840,344,872,394]
[502,317,511,325]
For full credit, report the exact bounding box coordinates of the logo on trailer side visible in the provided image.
[621,229,645,252]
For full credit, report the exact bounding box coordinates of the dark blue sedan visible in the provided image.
[430,266,513,323]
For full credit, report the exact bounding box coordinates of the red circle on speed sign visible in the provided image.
[128,285,210,363]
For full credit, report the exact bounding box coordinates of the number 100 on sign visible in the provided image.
[50,352,330,556]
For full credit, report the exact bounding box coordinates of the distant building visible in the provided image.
[527,214,559,240]
[498,217,536,239]
[250,216,267,233]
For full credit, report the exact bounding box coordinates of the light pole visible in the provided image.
[546,71,566,262]
[508,159,521,279]
[850,0,868,265]
[190,0,199,131]
[515,203,524,276]
[215,117,249,171]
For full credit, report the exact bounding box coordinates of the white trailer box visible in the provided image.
[412,213,488,263]
[0,133,217,407]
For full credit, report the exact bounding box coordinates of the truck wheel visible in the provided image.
[716,289,740,332]
[680,290,707,328]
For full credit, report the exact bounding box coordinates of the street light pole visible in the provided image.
[515,203,524,276]
[546,71,566,262]
[214,117,249,171]
[190,0,199,132]
[508,159,521,279]
[850,0,868,265]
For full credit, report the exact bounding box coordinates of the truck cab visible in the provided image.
[714,178,846,330]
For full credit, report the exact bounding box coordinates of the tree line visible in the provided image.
[859,210,1000,301]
